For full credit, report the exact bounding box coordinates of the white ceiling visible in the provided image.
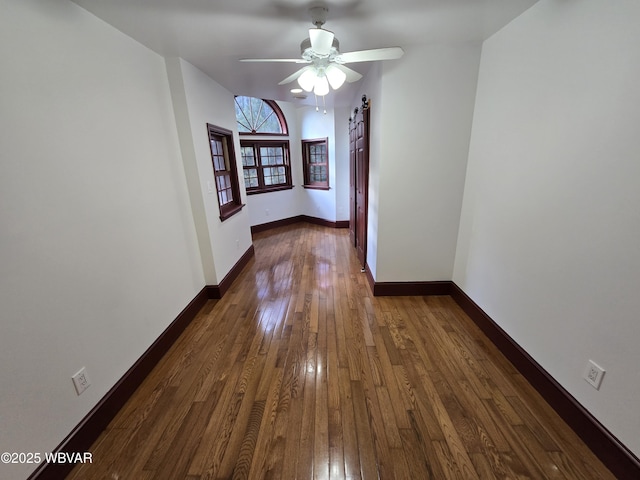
[71,0,538,107]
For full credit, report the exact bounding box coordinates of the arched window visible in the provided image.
[235,96,288,135]
[234,96,292,194]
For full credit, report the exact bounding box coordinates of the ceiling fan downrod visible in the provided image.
[309,6,328,28]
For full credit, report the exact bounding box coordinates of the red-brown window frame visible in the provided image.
[235,97,289,136]
[301,137,330,190]
[240,139,293,195]
[207,123,243,221]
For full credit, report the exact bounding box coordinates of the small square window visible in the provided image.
[302,138,329,189]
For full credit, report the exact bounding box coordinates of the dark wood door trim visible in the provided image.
[349,115,357,247]
[349,95,370,269]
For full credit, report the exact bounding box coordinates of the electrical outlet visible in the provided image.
[583,360,605,390]
[72,367,91,395]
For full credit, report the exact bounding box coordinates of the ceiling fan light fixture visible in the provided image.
[298,68,317,92]
[313,75,330,96]
[326,64,347,90]
[242,7,403,100]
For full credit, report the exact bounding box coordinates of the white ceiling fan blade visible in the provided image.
[337,47,404,64]
[332,63,362,83]
[278,66,314,85]
[309,28,334,56]
[240,58,309,63]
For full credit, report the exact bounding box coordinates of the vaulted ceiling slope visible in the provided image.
[71,0,539,107]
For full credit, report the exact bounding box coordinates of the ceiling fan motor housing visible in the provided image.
[300,37,340,61]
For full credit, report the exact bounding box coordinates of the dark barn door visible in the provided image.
[349,96,370,269]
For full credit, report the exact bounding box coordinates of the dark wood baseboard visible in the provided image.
[371,279,451,297]
[28,246,256,480]
[28,262,639,480]
[449,282,640,480]
[367,275,639,478]
[205,244,255,299]
[28,287,210,480]
[251,215,304,234]
[363,264,450,297]
[364,263,375,292]
[251,215,348,234]
[302,215,349,229]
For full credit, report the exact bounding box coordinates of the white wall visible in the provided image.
[334,106,351,222]
[0,1,204,478]
[244,101,305,227]
[5,2,637,478]
[298,106,339,221]
[454,0,640,457]
[244,102,351,227]
[166,58,253,283]
[374,44,481,282]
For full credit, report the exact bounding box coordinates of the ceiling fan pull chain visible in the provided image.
[323,95,327,115]
[315,93,319,112]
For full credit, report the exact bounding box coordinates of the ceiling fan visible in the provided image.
[240,6,404,97]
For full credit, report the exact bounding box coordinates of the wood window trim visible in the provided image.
[207,123,244,221]
[240,139,293,195]
[302,137,330,190]
[246,184,294,195]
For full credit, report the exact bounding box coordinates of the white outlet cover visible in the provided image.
[584,360,605,390]
[72,367,91,395]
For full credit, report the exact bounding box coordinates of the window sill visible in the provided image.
[219,203,245,221]
[302,185,330,190]
[239,132,288,137]
[246,185,294,195]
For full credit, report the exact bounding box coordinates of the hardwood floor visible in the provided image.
[67,223,615,480]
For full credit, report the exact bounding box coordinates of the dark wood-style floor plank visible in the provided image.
[66,223,615,480]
